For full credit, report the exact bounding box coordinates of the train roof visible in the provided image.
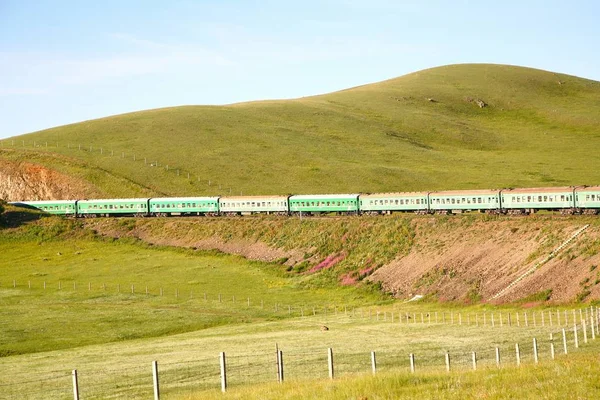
[501,187,574,194]
[360,192,428,198]
[430,189,500,196]
[10,199,77,204]
[150,197,219,201]
[575,186,600,192]
[219,195,289,201]
[78,198,150,202]
[290,194,359,200]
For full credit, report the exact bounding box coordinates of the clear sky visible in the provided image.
[1,0,599,139]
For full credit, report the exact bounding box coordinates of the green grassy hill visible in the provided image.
[3,63,600,198]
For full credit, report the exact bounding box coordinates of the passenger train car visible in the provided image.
[9,186,600,217]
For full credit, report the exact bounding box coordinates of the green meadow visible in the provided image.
[1,214,597,399]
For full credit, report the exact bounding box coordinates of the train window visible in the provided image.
[395,200,399,204]
[538,196,542,202]
[415,199,419,204]
[478,198,482,203]
[543,196,547,202]
[326,202,330,206]
[593,195,596,201]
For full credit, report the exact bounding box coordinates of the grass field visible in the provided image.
[0,235,383,357]
[3,64,600,198]
[1,212,599,399]
[1,300,597,399]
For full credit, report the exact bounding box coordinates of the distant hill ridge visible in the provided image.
[2,63,600,199]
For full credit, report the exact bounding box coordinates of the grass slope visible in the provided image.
[0,214,383,357]
[3,63,600,197]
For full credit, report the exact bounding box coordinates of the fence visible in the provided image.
[3,279,600,329]
[0,139,237,196]
[2,308,598,399]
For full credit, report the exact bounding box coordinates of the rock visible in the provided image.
[475,99,487,108]
[321,325,329,331]
[427,98,437,103]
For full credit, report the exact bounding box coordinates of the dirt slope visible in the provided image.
[372,217,600,303]
[0,159,99,201]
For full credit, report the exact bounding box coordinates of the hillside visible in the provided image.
[2,63,600,200]
[84,214,600,303]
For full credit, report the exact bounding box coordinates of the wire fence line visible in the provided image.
[0,139,234,196]
[1,317,598,400]
[3,279,600,329]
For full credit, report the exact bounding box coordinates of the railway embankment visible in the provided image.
[83,214,600,304]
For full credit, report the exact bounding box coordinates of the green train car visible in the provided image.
[501,187,575,214]
[429,190,500,213]
[77,198,149,217]
[10,200,77,216]
[149,197,219,216]
[359,192,429,214]
[574,186,600,214]
[289,194,359,214]
[219,196,289,215]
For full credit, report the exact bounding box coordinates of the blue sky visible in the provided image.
[1,0,599,138]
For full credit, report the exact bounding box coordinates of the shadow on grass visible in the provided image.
[0,206,47,228]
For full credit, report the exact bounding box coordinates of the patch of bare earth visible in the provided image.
[0,159,99,201]
[372,217,600,303]
[86,219,308,265]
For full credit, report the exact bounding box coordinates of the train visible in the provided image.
[9,185,600,217]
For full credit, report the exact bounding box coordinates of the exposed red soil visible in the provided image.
[0,159,99,201]
[371,218,600,303]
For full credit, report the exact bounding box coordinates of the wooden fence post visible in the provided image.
[495,347,501,367]
[533,338,538,364]
[574,324,579,348]
[472,351,477,370]
[328,348,334,379]
[409,353,415,373]
[72,370,79,400]
[152,361,160,400]
[371,351,377,374]
[220,352,227,392]
[562,328,568,354]
[445,352,450,372]
[591,313,596,340]
[515,343,521,366]
[278,350,284,383]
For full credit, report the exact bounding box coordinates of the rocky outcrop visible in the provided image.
[0,159,98,201]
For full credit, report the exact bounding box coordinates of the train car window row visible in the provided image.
[433,197,489,205]
[367,198,426,205]
[87,204,146,210]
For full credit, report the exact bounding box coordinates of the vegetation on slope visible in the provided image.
[3,64,600,198]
